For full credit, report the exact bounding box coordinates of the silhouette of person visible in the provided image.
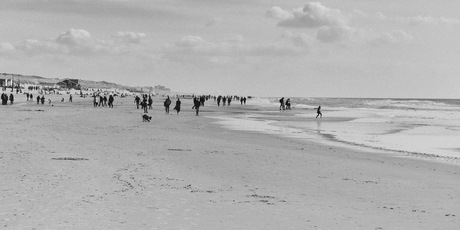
[9,93,14,105]
[36,95,40,104]
[164,96,171,114]
[134,95,140,109]
[316,106,322,118]
[217,95,222,106]
[279,97,285,110]
[148,95,153,109]
[193,97,201,116]
[108,95,114,108]
[286,98,291,110]
[173,98,181,115]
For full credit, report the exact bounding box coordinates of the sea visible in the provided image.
[213,97,460,164]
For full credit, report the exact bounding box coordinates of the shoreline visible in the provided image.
[210,105,460,166]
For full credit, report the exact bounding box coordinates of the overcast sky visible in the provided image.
[1,0,460,98]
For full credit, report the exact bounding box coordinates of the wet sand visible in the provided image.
[1,93,459,229]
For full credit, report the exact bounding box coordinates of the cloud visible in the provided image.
[113,32,146,44]
[0,43,15,54]
[317,26,356,43]
[265,6,291,20]
[370,30,413,46]
[406,15,460,26]
[2,29,148,57]
[56,29,92,46]
[282,32,313,47]
[269,2,346,28]
[374,12,460,26]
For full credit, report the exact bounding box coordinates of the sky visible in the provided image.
[1,0,460,98]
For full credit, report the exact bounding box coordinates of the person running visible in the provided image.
[173,98,181,115]
[316,106,322,118]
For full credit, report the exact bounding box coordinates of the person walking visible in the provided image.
[108,95,114,108]
[148,95,153,109]
[9,93,14,105]
[279,97,285,110]
[173,98,181,115]
[134,95,140,109]
[164,96,171,114]
[193,97,201,116]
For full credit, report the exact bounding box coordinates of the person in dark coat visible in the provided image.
[36,95,40,104]
[164,96,171,114]
[173,98,181,115]
[148,95,153,109]
[193,97,201,116]
[108,95,114,108]
[9,93,14,105]
[134,95,140,109]
[40,95,45,104]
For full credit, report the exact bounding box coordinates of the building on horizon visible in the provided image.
[56,79,80,90]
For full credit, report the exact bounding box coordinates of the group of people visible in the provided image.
[279,97,291,110]
[279,97,322,118]
[214,95,247,107]
[93,94,115,108]
[1,93,13,105]
[134,94,153,113]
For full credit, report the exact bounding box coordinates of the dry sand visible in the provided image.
[1,93,459,229]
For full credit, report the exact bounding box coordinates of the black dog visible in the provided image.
[142,114,152,122]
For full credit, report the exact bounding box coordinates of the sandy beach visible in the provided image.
[1,93,459,229]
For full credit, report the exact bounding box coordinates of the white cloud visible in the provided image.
[317,26,356,43]
[17,39,64,55]
[0,42,15,54]
[265,6,291,20]
[272,2,346,28]
[56,29,92,46]
[373,12,460,26]
[2,29,148,57]
[406,15,460,26]
[282,32,313,47]
[113,31,146,44]
[370,30,413,46]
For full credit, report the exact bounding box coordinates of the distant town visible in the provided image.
[0,73,171,95]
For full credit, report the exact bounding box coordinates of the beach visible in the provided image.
[1,93,459,229]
